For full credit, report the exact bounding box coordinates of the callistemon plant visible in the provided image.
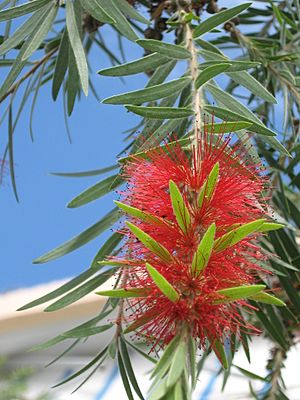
[98,128,285,398]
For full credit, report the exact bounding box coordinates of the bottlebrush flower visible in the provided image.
[97,128,285,365]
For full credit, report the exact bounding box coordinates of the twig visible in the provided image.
[0,47,58,104]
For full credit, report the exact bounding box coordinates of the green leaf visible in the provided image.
[52,347,108,388]
[258,222,285,232]
[166,341,186,388]
[216,284,266,303]
[98,53,170,76]
[45,269,116,312]
[79,0,116,24]
[199,60,261,72]
[113,0,149,25]
[124,314,155,334]
[127,222,173,264]
[102,77,191,105]
[126,105,194,119]
[21,2,57,60]
[67,174,121,208]
[96,288,150,298]
[205,121,252,133]
[114,200,168,227]
[191,223,216,276]
[195,63,231,89]
[169,180,191,233]
[193,3,251,37]
[233,365,267,381]
[51,164,118,177]
[211,339,228,369]
[97,0,138,41]
[151,335,181,378]
[18,269,97,311]
[136,39,191,59]
[214,219,265,252]
[249,292,286,307]
[198,162,219,208]
[66,0,88,95]
[62,324,113,338]
[146,263,180,303]
[52,28,69,101]
[8,106,19,202]
[0,0,50,22]
[0,6,46,56]
[120,338,145,400]
[117,352,134,400]
[33,208,120,263]
[204,105,276,137]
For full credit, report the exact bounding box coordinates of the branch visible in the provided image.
[0,47,58,104]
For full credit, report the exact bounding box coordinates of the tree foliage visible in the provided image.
[1,0,300,399]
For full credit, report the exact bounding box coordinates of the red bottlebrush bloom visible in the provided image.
[99,126,284,361]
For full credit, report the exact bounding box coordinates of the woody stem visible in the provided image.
[185,23,202,140]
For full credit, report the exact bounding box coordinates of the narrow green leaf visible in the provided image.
[205,121,252,133]
[198,162,219,208]
[151,335,181,378]
[127,222,173,264]
[45,269,116,312]
[120,338,145,400]
[126,105,194,119]
[52,28,69,101]
[67,43,79,116]
[62,324,113,338]
[124,314,154,334]
[258,222,285,232]
[136,39,191,59]
[233,365,267,381]
[66,0,88,95]
[216,284,266,303]
[33,208,119,263]
[113,0,149,25]
[67,174,121,208]
[199,60,261,72]
[21,3,57,60]
[18,269,97,311]
[169,180,191,233]
[146,263,180,303]
[117,352,135,400]
[51,164,118,177]
[96,288,150,298]
[79,0,116,24]
[214,219,265,252]
[249,292,286,307]
[191,223,216,276]
[211,339,228,369]
[167,341,186,388]
[98,53,170,76]
[52,347,108,388]
[0,6,46,56]
[97,0,138,41]
[193,3,251,37]
[114,200,168,227]
[0,0,49,21]
[102,77,191,105]
[204,105,276,137]
[8,105,19,202]
[195,63,231,89]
